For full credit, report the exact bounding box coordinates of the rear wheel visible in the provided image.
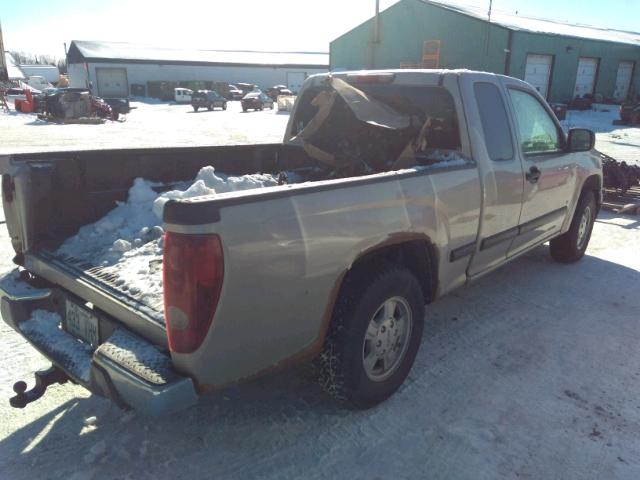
[207,104,213,111]
[222,102,227,111]
[316,263,425,408]
[193,106,199,112]
[550,190,596,263]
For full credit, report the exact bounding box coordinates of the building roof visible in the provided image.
[421,0,640,47]
[4,51,25,79]
[68,40,329,68]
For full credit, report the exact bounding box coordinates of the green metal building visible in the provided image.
[330,0,640,103]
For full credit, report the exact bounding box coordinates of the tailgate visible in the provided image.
[25,251,167,347]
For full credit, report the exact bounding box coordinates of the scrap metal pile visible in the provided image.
[39,89,116,124]
[600,151,640,194]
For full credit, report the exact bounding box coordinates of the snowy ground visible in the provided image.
[0,100,639,479]
[0,99,290,154]
[562,106,640,166]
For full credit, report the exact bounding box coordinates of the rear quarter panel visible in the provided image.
[169,166,481,388]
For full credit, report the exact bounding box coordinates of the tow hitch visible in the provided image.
[9,366,69,408]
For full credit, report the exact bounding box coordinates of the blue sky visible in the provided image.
[2,0,639,58]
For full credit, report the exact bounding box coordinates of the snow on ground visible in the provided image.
[561,106,640,166]
[0,212,639,480]
[0,99,290,154]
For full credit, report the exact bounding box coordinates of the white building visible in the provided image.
[67,40,329,98]
[19,64,60,84]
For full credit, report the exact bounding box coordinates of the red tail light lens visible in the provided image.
[163,233,224,354]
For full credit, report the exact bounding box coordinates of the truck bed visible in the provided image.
[1,144,316,344]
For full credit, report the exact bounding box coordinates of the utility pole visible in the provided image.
[369,0,381,69]
[0,21,8,81]
[485,0,493,66]
[374,0,381,43]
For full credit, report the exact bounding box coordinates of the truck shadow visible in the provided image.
[2,243,640,479]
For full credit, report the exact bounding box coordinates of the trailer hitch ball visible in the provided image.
[9,366,69,409]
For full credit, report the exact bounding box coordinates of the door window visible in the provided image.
[508,89,561,155]
[474,82,514,161]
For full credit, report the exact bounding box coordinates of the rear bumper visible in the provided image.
[0,270,198,415]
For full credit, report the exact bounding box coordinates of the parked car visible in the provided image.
[191,90,228,111]
[241,92,274,111]
[227,85,243,100]
[265,85,290,100]
[174,88,193,103]
[0,70,601,415]
[619,100,640,124]
[236,83,257,95]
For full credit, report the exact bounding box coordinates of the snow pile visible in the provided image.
[419,149,473,169]
[56,167,278,314]
[0,269,49,298]
[19,310,93,382]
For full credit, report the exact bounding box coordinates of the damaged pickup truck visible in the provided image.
[0,70,602,414]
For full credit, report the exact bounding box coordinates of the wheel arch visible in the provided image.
[345,237,438,305]
[581,174,602,212]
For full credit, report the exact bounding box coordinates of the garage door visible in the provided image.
[524,54,553,99]
[614,61,634,102]
[286,72,306,94]
[573,58,598,99]
[96,67,128,97]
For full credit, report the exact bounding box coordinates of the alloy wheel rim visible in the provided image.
[362,296,413,382]
[577,206,592,250]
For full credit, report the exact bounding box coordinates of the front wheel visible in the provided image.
[550,190,596,263]
[222,102,227,110]
[316,264,424,408]
[193,106,199,112]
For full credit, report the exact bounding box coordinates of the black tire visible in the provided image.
[316,263,425,409]
[193,106,199,112]
[242,107,247,112]
[550,190,596,263]
[222,102,227,110]
[207,104,213,111]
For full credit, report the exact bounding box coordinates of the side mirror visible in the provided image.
[567,128,595,152]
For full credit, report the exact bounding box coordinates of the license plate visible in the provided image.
[65,300,99,347]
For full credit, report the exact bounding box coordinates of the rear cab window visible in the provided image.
[473,82,514,161]
[289,78,468,174]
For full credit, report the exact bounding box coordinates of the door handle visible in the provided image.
[526,166,541,184]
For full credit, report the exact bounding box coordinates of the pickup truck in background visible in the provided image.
[0,70,602,415]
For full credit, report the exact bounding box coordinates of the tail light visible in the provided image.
[163,233,224,354]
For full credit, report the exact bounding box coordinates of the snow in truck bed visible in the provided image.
[55,167,279,321]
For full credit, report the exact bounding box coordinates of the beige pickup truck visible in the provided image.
[0,70,602,414]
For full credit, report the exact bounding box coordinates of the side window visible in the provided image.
[508,89,561,155]
[474,82,514,161]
